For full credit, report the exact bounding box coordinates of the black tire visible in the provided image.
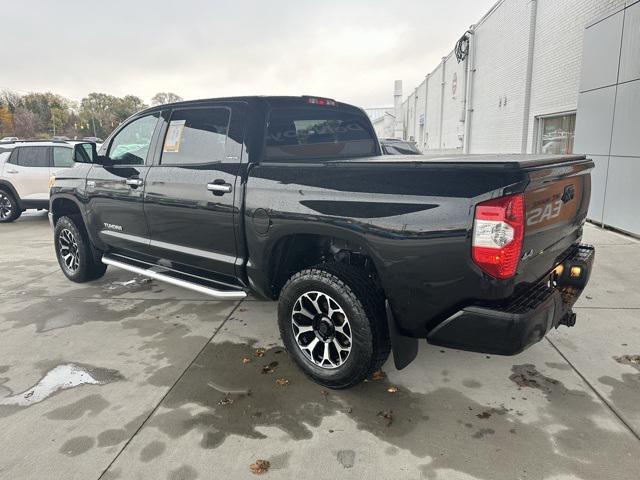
[54,215,107,282]
[0,189,22,223]
[277,263,391,389]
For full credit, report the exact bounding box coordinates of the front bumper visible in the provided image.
[426,244,595,355]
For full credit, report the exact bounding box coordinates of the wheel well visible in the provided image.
[268,234,379,298]
[51,198,82,224]
[0,181,19,200]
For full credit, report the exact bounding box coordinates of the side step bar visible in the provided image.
[102,254,247,300]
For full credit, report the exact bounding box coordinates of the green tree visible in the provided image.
[79,92,118,138]
[113,95,147,122]
[50,107,69,136]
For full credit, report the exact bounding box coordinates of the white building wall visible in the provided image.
[425,66,442,151]
[441,53,466,152]
[395,0,627,154]
[468,0,532,154]
[527,0,626,152]
[415,80,427,149]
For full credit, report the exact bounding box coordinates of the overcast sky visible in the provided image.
[1,0,495,107]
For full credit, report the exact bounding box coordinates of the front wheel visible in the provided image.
[54,215,107,282]
[277,264,391,389]
[0,189,21,223]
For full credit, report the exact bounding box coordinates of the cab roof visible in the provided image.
[136,95,364,116]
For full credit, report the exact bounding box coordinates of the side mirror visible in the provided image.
[73,142,98,164]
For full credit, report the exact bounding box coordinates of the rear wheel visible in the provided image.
[278,264,390,389]
[54,215,107,282]
[0,189,21,223]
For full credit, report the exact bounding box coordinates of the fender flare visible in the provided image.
[0,180,22,207]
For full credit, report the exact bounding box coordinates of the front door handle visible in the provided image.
[6,169,18,174]
[125,178,144,187]
[207,181,232,195]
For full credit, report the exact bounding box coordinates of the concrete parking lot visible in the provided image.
[1,212,639,480]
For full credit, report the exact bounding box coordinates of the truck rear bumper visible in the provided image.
[426,244,595,355]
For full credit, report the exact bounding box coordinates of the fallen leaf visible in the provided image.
[254,348,266,358]
[261,361,279,374]
[250,459,270,475]
[371,370,386,381]
[377,410,394,427]
[276,377,289,386]
[387,386,398,394]
[242,356,252,365]
[24,391,34,399]
[320,390,329,400]
[218,396,233,406]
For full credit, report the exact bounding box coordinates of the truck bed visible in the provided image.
[328,153,588,170]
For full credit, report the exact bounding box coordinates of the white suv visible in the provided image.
[0,141,84,223]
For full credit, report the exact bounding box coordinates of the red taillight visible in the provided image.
[472,193,525,279]
[304,96,337,107]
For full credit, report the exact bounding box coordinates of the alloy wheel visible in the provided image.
[0,193,12,219]
[291,291,352,369]
[59,228,80,272]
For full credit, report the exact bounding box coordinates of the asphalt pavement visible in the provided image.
[1,212,639,480]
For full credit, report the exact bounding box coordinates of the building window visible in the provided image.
[537,113,576,154]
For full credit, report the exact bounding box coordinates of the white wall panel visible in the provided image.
[619,0,640,83]
[602,156,640,235]
[574,86,617,155]
[586,155,610,223]
[611,79,640,157]
[579,10,624,92]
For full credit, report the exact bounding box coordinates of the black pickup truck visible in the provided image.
[49,96,595,388]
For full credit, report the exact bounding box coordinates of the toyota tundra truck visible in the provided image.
[49,96,595,388]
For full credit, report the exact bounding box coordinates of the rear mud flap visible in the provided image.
[385,300,419,370]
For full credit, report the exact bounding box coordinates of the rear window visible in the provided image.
[17,146,50,167]
[265,107,377,161]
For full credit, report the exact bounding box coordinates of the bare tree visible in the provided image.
[13,107,40,138]
[151,92,183,106]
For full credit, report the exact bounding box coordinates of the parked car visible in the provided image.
[81,136,104,143]
[0,141,93,222]
[49,96,595,388]
[380,137,421,155]
[0,136,19,143]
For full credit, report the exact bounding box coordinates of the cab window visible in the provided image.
[160,107,230,165]
[107,113,160,165]
[53,147,74,167]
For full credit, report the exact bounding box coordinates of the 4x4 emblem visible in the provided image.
[561,185,575,204]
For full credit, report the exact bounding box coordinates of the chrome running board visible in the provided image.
[102,254,247,300]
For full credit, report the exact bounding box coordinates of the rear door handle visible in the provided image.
[125,178,144,187]
[207,181,232,195]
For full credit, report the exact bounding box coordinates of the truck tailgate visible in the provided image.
[518,159,593,283]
